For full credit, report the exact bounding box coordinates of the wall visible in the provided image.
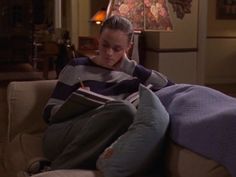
[61,0,91,49]
[144,0,236,84]
[207,0,236,37]
[64,0,109,49]
[71,0,91,49]
[206,0,236,84]
[90,0,109,37]
[78,0,91,37]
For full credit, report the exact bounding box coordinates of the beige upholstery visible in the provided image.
[32,169,102,177]
[7,80,57,141]
[2,80,232,177]
[165,141,231,177]
[4,133,45,177]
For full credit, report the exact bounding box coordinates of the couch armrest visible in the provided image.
[165,141,231,177]
[3,133,46,177]
[7,80,57,141]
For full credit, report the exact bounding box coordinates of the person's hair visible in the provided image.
[100,15,134,43]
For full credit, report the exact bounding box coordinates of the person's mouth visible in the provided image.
[105,57,112,62]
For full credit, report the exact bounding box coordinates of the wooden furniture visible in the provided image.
[32,41,59,79]
[0,0,33,63]
[77,49,98,58]
[77,36,98,58]
[0,0,54,64]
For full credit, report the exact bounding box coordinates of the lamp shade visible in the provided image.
[91,8,107,25]
[106,0,173,31]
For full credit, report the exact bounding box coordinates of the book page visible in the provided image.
[76,88,115,103]
[50,90,113,123]
[125,91,139,103]
[125,84,153,107]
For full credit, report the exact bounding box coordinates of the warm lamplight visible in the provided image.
[96,21,102,25]
[91,8,106,25]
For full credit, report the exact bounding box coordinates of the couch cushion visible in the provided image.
[3,133,46,177]
[31,169,102,177]
[7,80,57,141]
[166,141,231,177]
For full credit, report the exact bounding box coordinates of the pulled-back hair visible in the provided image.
[100,15,134,43]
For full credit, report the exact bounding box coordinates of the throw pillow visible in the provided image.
[96,84,170,177]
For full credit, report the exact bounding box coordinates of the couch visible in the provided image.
[0,80,232,177]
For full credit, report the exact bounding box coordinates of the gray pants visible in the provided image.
[43,101,136,170]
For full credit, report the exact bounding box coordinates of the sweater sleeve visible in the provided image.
[118,57,168,89]
[43,64,79,123]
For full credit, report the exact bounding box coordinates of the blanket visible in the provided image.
[156,84,236,177]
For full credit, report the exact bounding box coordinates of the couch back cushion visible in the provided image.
[7,80,57,141]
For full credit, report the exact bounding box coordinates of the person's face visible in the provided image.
[98,28,131,67]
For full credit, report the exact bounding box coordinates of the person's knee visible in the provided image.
[105,101,136,125]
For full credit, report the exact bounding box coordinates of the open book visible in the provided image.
[51,87,144,123]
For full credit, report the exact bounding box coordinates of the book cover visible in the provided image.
[51,85,152,123]
[76,88,115,103]
[51,88,114,123]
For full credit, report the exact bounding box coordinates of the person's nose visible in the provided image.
[106,47,113,56]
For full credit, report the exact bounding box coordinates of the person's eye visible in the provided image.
[113,47,122,52]
[102,43,109,48]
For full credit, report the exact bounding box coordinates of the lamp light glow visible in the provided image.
[91,8,106,25]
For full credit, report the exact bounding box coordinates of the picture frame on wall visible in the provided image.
[216,0,236,19]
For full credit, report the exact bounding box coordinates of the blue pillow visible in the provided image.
[96,84,170,177]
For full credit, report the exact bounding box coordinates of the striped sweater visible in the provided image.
[43,57,169,123]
